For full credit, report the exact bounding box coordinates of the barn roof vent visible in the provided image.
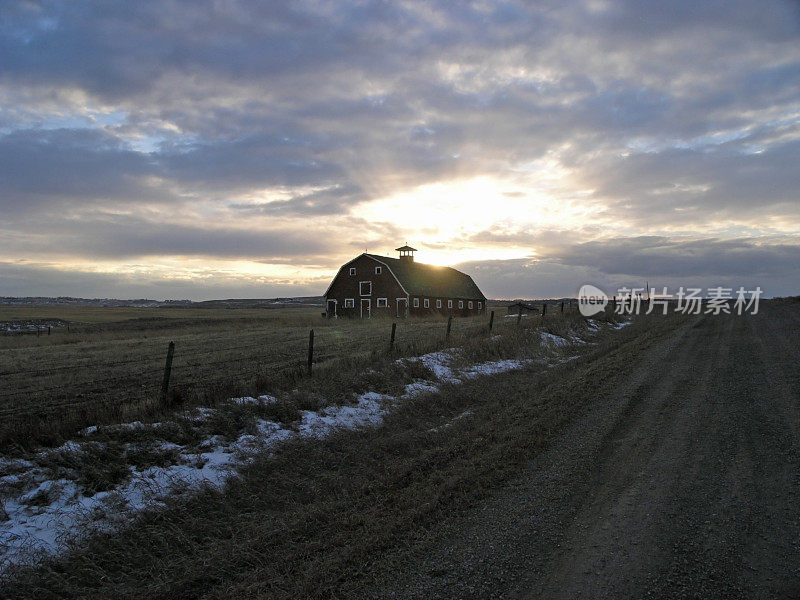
[396,244,417,262]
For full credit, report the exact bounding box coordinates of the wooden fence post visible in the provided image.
[516,309,522,326]
[488,310,495,332]
[47,326,51,335]
[542,303,547,318]
[36,327,40,338]
[307,329,315,375]
[446,314,453,338]
[160,341,175,406]
[560,301,564,314]
[389,322,396,350]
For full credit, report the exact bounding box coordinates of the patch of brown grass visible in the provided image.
[1,309,687,598]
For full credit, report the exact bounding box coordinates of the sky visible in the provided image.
[1,0,799,300]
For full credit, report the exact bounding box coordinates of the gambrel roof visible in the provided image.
[365,254,485,300]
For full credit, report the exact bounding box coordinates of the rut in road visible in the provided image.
[370,306,800,600]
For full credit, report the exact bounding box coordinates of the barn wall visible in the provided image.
[325,255,406,318]
[408,295,486,317]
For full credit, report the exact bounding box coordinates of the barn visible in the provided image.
[324,245,487,318]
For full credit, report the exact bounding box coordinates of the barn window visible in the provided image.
[447,299,453,308]
[344,298,354,308]
[349,267,356,275]
[377,298,388,307]
[458,300,464,309]
[360,281,372,296]
[468,301,473,309]
[424,299,430,308]
[436,299,442,309]
[413,298,419,307]
[478,302,482,309]
[375,266,382,274]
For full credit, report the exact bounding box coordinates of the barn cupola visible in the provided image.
[396,244,417,262]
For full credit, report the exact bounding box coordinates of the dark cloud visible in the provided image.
[0,215,327,260]
[1,0,799,297]
[458,236,800,299]
[0,128,159,211]
[556,236,800,279]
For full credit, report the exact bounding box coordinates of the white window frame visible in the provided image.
[436,299,442,309]
[468,301,473,309]
[448,299,453,308]
[359,281,372,296]
[375,266,382,274]
[423,298,430,308]
[344,298,354,308]
[413,297,419,308]
[458,300,464,309]
[478,301,482,310]
[349,267,356,276]
[377,297,388,307]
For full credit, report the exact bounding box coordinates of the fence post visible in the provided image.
[488,310,495,332]
[389,322,396,351]
[446,314,453,338]
[560,301,564,314]
[48,326,51,335]
[542,303,547,322]
[160,341,175,406]
[516,309,522,326]
[37,327,40,338]
[307,329,314,375]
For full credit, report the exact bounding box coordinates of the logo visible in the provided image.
[578,284,608,317]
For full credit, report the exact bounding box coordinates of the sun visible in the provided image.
[358,174,587,265]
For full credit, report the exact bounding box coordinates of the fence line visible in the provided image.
[0,311,572,440]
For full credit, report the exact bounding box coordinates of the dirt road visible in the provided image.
[373,304,800,599]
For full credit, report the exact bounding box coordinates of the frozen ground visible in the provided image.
[0,318,625,573]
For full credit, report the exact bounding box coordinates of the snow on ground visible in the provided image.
[461,359,530,378]
[540,332,570,347]
[0,322,614,574]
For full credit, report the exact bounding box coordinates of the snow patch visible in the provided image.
[0,341,589,573]
[540,332,569,347]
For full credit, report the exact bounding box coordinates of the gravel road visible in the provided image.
[373,304,800,599]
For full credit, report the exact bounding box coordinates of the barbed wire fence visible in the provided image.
[0,302,581,446]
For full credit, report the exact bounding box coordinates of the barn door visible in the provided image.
[326,299,337,318]
[396,298,408,318]
[360,298,371,319]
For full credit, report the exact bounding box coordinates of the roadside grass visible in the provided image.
[0,303,584,450]
[1,309,687,598]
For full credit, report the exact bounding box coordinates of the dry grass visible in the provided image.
[1,308,688,599]
[0,303,585,449]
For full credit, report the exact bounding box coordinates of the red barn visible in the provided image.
[324,245,487,318]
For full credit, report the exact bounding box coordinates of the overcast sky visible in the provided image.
[1,0,798,300]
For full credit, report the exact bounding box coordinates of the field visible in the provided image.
[0,300,676,596]
[0,302,572,449]
[5,303,796,598]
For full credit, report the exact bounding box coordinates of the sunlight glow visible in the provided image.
[358,173,599,266]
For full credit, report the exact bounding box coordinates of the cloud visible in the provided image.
[0,261,325,300]
[0,0,799,298]
[0,128,160,212]
[457,235,800,298]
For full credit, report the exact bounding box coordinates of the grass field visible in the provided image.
[0,302,579,449]
[0,304,690,598]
